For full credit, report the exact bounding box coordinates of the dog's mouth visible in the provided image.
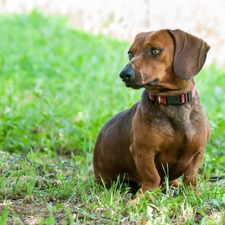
[146,78,160,86]
[124,78,160,89]
[124,82,143,89]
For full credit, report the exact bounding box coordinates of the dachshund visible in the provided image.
[93,29,210,202]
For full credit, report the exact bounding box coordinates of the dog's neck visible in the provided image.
[148,86,196,105]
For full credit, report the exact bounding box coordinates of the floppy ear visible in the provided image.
[167,29,210,80]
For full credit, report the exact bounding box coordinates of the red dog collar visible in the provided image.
[149,87,196,105]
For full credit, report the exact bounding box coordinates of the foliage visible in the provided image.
[0,10,134,156]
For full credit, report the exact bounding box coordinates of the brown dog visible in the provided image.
[93,29,210,201]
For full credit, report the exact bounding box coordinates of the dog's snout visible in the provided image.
[119,67,135,82]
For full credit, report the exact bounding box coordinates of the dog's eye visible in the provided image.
[152,49,160,55]
[148,48,162,56]
[128,52,133,60]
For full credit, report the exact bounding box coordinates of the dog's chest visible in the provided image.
[139,103,202,157]
[146,104,194,136]
[149,115,195,151]
[148,107,204,170]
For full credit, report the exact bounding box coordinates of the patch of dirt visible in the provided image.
[1,198,74,224]
[0,151,87,224]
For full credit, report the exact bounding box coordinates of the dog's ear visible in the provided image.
[168,29,210,80]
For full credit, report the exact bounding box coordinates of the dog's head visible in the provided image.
[119,29,210,93]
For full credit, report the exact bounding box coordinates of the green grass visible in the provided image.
[0,10,225,224]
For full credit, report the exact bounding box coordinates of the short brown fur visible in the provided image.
[93,29,210,202]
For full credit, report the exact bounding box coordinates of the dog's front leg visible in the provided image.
[183,149,204,194]
[130,143,161,203]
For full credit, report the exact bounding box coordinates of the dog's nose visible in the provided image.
[119,67,135,82]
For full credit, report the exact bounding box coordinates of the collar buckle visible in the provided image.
[157,96,161,104]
